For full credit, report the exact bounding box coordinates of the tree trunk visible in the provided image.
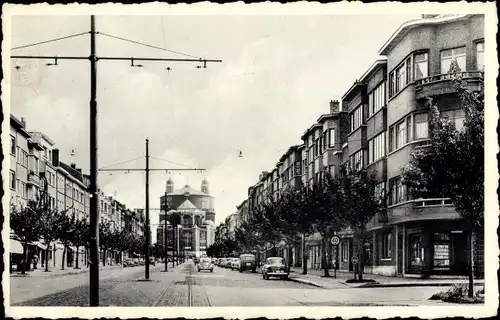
[21,242,28,274]
[354,235,364,281]
[322,237,330,277]
[45,242,50,272]
[302,233,308,275]
[61,246,66,270]
[102,249,106,266]
[468,230,476,298]
[75,246,80,269]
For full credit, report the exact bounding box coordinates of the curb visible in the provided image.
[288,277,324,288]
[354,281,485,289]
[10,265,124,278]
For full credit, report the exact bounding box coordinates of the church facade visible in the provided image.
[157,178,216,258]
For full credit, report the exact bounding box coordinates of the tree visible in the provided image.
[38,206,66,272]
[71,218,89,269]
[340,166,385,280]
[305,174,346,277]
[401,77,484,297]
[57,212,77,270]
[10,200,44,274]
[99,221,113,265]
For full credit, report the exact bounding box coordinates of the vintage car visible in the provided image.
[238,254,257,273]
[261,257,289,280]
[225,258,235,268]
[231,258,241,271]
[197,257,214,272]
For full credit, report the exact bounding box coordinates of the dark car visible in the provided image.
[239,254,257,273]
[262,257,289,280]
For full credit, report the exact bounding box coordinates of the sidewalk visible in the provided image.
[287,267,485,289]
[10,263,123,278]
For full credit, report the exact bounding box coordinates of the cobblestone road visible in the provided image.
[10,260,447,307]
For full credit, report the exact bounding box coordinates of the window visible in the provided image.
[368,132,386,163]
[350,106,363,132]
[20,182,27,198]
[433,233,451,269]
[10,170,16,189]
[389,73,395,97]
[441,47,466,74]
[382,232,392,259]
[11,136,16,154]
[349,150,364,171]
[414,52,429,80]
[389,176,406,205]
[396,121,406,149]
[476,41,484,71]
[369,81,386,116]
[328,128,336,147]
[374,182,385,203]
[442,109,466,131]
[294,161,302,176]
[396,64,406,93]
[414,113,429,139]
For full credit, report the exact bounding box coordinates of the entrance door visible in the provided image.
[408,233,424,273]
[397,233,403,274]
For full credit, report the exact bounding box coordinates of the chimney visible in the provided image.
[52,149,60,167]
[330,100,340,113]
[70,163,76,169]
[21,117,26,127]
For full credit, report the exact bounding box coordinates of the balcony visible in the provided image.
[387,198,460,224]
[414,71,484,100]
[27,172,40,186]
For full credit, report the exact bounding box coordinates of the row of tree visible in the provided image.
[10,198,145,274]
[208,75,484,295]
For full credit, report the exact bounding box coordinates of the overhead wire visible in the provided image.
[11,31,90,51]
[99,156,145,170]
[96,31,202,59]
[149,156,197,169]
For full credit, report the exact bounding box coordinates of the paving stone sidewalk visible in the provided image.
[287,267,485,289]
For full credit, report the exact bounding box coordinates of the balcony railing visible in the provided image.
[27,172,40,186]
[387,197,458,222]
[414,71,484,99]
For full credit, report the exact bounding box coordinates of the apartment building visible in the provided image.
[239,14,484,277]
[9,115,32,209]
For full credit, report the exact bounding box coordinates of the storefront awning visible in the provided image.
[10,239,24,254]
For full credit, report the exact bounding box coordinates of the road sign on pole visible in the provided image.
[351,256,359,265]
[331,236,340,246]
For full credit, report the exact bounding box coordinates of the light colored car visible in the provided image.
[262,257,289,280]
[231,258,241,270]
[197,257,214,272]
[225,258,234,268]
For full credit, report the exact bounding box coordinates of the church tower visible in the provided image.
[201,178,209,194]
[166,178,174,194]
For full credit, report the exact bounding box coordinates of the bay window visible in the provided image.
[389,176,406,205]
[414,52,429,80]
[442,109,466,131]
[368,132,386,163]
[349,150,364,171]
[350,105,363,132]
[476,41,484,71]
[414,113,429,139]
[396,121,406,149]
[368,81,386,116]
[374,182,385,203]
[441,46,466,74]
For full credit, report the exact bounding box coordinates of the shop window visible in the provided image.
[409,234,425,267]
[433,233,451,269]
[382,232,392,259]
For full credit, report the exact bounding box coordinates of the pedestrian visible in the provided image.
[33,254,39,270]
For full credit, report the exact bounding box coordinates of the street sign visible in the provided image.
[331,236,340,246]
[351,256,359,265]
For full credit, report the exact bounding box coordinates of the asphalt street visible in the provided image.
[10,261,446,306]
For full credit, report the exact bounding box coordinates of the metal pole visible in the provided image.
[172,222,176,268]
[145,138,150,279]
[164,197,168,272]
[89,14,100,307]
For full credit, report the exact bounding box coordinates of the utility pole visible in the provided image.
[98,139,205,279]
[145,138,150,279]
[11,15,220,306]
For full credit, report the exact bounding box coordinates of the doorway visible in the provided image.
[397,233,403,274]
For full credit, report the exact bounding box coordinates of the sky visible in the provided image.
[8,11,422,241]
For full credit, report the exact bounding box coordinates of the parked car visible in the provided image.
[123,259,135,267]
[149,257,156,266]
[197,257,214,272]
[239,254,257,273]
[231,258,241,271]
[225,258,234,268]
[262,257,289,280]
[193,257,200,264]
